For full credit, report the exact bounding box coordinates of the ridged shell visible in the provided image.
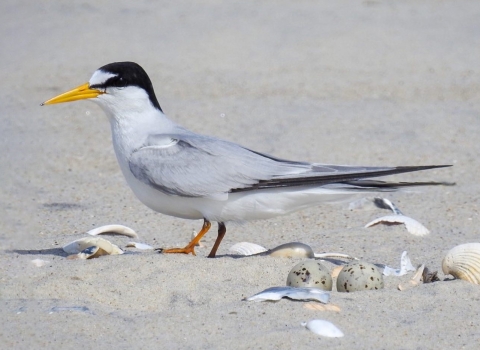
[229,242,267,256]
[442,243,480,284]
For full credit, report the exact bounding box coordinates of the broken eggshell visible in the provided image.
[63,237,123,255]
[442,243,480,284]
[336,261,384,292]
[287,260,333,291]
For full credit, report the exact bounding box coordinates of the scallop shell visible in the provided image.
[442,243,480,284]
[63,237,124,255]
[269,242,314,258]
[229,242,268,256]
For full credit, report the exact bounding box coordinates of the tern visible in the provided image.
[42,62,450,258]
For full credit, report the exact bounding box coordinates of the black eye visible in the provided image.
[113,77,127,88]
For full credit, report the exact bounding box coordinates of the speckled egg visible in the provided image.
[286,260,333,291]
[336,261,384,292]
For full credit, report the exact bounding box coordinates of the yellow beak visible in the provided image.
[41,83,104,106]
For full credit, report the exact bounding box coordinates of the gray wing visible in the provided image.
[129,133,450,198]
[128,133,310,197]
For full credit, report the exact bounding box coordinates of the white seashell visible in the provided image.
[63,237,124,255]
[398,264,425,291]
[365,215,430,236]
[442,243,480,284]
[245,286,330,304]
[269,242,314,258]
[87,224,138,238]
[31,259,49,267]
[383,251,416,276]
[229,242,268,256]
[125,242,154,250]
[302,319,344,338]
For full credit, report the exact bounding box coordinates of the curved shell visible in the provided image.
[87,224,138,238]
[269,242,314,258]
[442,243,480,284]
[63,237,124,255]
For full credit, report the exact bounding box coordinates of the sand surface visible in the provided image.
[1,0,480,348]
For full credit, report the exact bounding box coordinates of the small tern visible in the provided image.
[42,62,451,258]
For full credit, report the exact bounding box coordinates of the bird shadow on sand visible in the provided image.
[6,248,68,257]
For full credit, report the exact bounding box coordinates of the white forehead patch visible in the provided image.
[89,70,117,86]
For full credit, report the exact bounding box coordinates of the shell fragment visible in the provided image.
[383,251,416,276]
[365,215,430,236]
[245,286,330,304]
[126,242,154,250]
[398,264,425,291]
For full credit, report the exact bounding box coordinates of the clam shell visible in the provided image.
[229,242,267,256]
[63,237,124,255]
[442,243,480,284]
[269,242,314,258]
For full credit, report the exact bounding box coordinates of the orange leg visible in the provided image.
[160,219,211,256]
[207,222,226,258]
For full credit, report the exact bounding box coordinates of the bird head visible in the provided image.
[41,62,163,113]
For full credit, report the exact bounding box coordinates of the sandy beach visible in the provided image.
[1,0,480,348]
